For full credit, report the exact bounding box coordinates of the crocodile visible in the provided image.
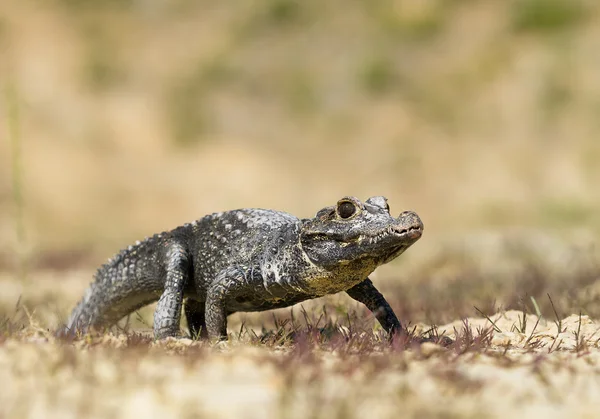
[60,196,423,340]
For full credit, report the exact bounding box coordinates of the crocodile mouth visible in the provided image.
[360,224,423,245]
[305,224,422,245]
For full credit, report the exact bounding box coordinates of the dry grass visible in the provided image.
[1,233,600,418]
[3,237,600,418]
[3,289,600,419]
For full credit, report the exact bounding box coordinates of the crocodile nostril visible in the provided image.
[397,211,423,231]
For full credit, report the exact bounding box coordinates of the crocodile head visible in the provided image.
[300,196,423,271]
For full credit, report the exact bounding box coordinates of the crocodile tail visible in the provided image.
[56,232,171,338]
[56,281,103,338]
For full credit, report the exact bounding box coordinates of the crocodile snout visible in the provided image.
[397,211,423,239]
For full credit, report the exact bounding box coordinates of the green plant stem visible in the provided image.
[6,81,27,282]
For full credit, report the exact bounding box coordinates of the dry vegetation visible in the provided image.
[4,289,600,418]
[3,0,600,418]
[3,236,600,418]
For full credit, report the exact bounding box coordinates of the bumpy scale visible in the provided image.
[61,196,423,340]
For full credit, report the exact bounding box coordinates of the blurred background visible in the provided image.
[2,0,600,328]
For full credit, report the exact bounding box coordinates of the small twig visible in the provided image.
[524,315,542,348]
[474,306,502,333]
[547,294,563,334]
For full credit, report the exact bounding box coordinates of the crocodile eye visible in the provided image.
[337,201,357,219]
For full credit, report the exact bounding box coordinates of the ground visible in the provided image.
[3,237,600,419]
[3,305,600,419]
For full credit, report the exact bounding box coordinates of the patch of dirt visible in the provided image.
[2,309,600,419]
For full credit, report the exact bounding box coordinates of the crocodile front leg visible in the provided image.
[205,267,250,340]
[346,278,402,335]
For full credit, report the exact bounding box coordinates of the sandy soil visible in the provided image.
[2,298,600,419]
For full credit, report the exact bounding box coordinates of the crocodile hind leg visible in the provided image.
[153,242,190,339]
[185,299,208,339]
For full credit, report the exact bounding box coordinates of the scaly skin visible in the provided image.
[61,196,423,340]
